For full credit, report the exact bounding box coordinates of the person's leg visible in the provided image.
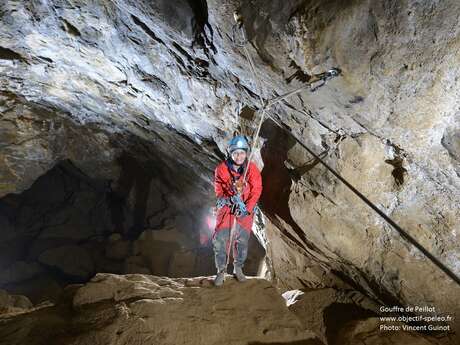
[233,225,250,281]
[212,229,230,285]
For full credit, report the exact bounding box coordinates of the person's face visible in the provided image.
[231,149,247,166]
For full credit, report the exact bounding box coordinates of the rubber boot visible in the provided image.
[214,271,225,287]
[233,265,247,282]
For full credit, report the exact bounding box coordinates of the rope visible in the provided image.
[238,23,266,183]
[231,13,460,287]
[224,15,267,272]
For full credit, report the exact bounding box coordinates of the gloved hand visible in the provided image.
[233,206,249,218]
[216,197,230,209]
[230,194,244,206]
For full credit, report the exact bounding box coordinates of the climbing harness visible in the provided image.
[227,11,460,287]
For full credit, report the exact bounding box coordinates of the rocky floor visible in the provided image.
[0,274,320,345]
[0,273,455,345]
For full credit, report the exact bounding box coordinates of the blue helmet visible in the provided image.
[228,135,249,153]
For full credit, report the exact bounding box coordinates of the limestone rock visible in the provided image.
[105,238,132,260]
[123,255,151,275]
[337,318,449,345]
[136,228,190,248]
[285,288,378,344]
[284,288,453,345]
[0,273,323,345]
[27,238,76,261]
[70,274,319,344]
[38,245,94,280]
[167,249,197,277]
[0,261,43,285]
[0,0,459,341]
[0,290,32,314]
[86,241,124,274]
[3,274,63,305]
[133,228,195,276]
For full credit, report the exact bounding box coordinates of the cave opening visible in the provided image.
[323,302,377,345]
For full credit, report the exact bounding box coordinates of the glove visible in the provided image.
[233,206,249,218]
[230,194,249,217]
[216,197,230,209]
[230,194,244,206]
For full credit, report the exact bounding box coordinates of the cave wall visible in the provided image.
[236,0,460,321]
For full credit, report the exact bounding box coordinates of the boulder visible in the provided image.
[105,238,132,260]
[0,289,33,314]
[38,245,94,280]
[123,256,151,275]
[167,249,197,277]
[0,261,43,285]
[3,274,63,305]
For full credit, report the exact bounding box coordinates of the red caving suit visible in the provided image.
[213,159,263,234]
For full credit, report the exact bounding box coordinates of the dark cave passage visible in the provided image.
[0,158,266,304]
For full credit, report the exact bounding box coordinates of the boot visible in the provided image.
[233,265,247,282]
[214,271,225,286]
